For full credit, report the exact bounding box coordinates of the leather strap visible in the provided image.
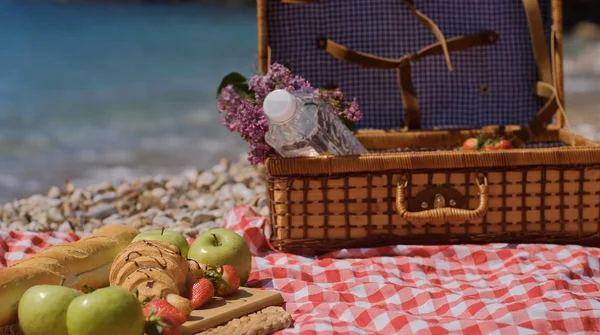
[522,0,553,86]
[403,0,452,71]
[318,31,497,129]
[285,0,453,70]
[510,81,559,146]
[398,64,421,129]
[317,31,497,69]
[511,0,560,146]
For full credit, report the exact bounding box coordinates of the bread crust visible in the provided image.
[0,224,139,326]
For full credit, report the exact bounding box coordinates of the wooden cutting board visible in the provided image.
[180,287,285,335]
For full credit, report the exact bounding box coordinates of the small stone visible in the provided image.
[166,177,189,192]
[126,214,147,229]
[8,221,24,230]
[103,214,125,225]
[27,221,49,232]
[169,226,184,233]
[139,192,163,211]
[192,211,216,226]
[135,176,155,190]
[196,172,217,188]
[259,206,270,217]
[210,176,226,193]
[256,196,269,209]
[81,223,95,234]
[195,195,217,209]
[65,179,75,194]
[232,183,254,201]
[93,192,118,203]
[151,188,167,199]
[46,198,61,207]
[87,203,118,220]
[49,222,58,230]
[47,208,64,223]
[89,182,114,194]
[185,189,201,200]
[182,168,200,183]
[70,189,84,204]
[32,212,48,225]
[58,222,73,232]
[173,211,191,222]
[89,218,103,229]
[0,221,7,229]
[152,215,174,227]
[48,186,61,198]
[212,158,230,174]
[27,194,46,205]
[188,220,222,236]
[116,183,134,198]
[178,219,192,229]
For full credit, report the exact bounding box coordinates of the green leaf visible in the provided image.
[216,72,248,98]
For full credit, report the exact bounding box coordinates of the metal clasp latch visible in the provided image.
[433,193,446,209]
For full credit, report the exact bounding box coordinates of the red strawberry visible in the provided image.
[144,300,187,327]
[216,265,240,296]
[146,321,180,335]
[204,265,241,297]
[485,144,498,151]
[189,278,214,309]
[497,139,513,150]
[462,137,479,151]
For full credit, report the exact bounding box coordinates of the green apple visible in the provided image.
[188,228,252,285]
[66,286,144,335]
[18,285,82,335]
[132,227,190,257]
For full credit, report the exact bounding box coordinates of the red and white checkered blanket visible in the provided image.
[2,205,600,334]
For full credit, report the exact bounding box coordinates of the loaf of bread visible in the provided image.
[0,224,139,326]
[109,240,204,315]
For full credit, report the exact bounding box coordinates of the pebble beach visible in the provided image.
[0,155,268,238]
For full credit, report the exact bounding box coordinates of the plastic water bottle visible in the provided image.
[263,89,367,158]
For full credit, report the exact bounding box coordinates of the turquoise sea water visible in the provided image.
[0,3,256,200]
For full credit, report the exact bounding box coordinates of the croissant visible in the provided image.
[109,240,204,315]
[0,224,139,326]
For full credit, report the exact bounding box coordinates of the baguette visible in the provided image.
[0,224,139,326]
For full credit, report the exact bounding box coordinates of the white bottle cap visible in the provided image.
[263,89,296,123]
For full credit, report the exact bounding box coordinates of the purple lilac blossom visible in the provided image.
[217,85,243,132]
[217,63,363,165]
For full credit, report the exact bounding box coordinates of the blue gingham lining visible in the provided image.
[266,0,553,130]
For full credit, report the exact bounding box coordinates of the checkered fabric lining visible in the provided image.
[0,230,80,267]
[4,203,600,334]
[266,0,553,130]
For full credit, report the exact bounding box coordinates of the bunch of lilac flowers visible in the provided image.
[216,63,363,165]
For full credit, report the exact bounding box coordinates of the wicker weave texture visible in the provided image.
[268,167,600,254]
[266,130,600,255]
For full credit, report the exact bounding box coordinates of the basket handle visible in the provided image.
[395,175,489,224]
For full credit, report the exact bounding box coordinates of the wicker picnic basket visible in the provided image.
[257,0,600,256]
